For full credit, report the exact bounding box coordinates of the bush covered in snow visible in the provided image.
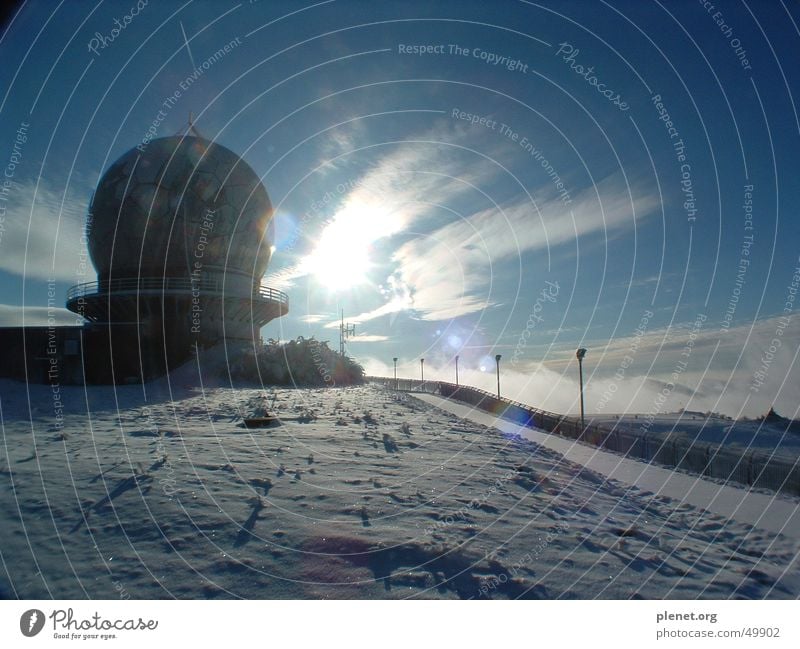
[231,337,365,387]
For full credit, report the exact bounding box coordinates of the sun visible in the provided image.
[308,228,371,290]
[305,200,402,290]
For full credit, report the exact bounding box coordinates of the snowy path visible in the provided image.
[415,394,800,538]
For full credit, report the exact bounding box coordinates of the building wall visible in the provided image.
[0,324,192,384]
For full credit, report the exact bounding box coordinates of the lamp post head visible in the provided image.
[495,354,502,362]
[393,357,397,363]
[576,348,587,361]
[420,358,424,364]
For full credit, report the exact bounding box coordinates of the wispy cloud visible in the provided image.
[323,272,413,328]
[361,172,659,323]
[349,333,389,342]
[267,119,504,291]
[299,313,328,324]
[271,118,658,327]
[262,263,306,291]
[0,177,91,282]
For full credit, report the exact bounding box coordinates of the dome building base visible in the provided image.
[54,133,289,385]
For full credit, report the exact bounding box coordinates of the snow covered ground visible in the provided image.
[417,394,800,537]
[1,378,798,599]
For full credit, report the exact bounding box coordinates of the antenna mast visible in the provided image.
[179,112,203,138]
[339,309,355,356]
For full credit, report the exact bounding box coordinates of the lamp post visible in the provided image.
[576,348,587,429]
[495,354,502,398]
[420,358,425,390]
[455,355,459,387]
[393,357,398,390]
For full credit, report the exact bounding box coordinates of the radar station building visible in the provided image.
[0,131,288,384]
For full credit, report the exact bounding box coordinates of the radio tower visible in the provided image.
[339,309,355,356]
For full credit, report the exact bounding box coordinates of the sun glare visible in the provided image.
[305,200,403,290]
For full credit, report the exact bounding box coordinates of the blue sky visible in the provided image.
[1,0,798,416]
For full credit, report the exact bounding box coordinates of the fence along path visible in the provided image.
[367,376,800,498]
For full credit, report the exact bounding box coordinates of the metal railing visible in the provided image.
[66,277,288,306]
[366,376,800,497]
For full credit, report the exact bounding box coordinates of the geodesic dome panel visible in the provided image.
[88,136,274,281]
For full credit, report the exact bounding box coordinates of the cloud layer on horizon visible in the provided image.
[0,303,82,327]
[360,313,799,418]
